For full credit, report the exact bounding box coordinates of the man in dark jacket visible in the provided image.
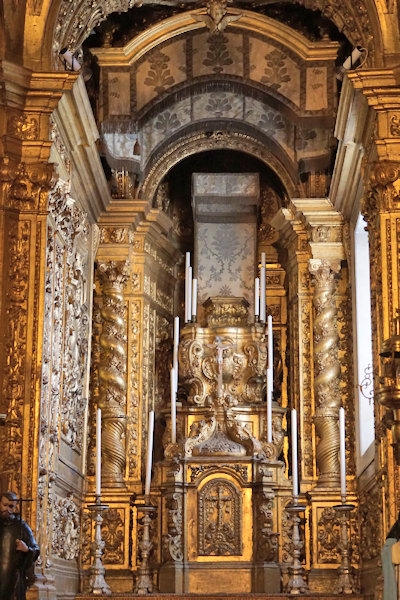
[0,491,40,600]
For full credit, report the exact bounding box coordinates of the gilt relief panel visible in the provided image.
[198,479,242,556]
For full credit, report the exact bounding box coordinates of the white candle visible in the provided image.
[173,316,179,371]
[267,368,273,443]
[192,278,197,320]
[291,408,298,498]
[268,314,273,372]
[185,266,192,323]
[145,410,155,497]
[260,253,266,323]
[96,408,101,497]
[184,253,190,323]
[339,407,346,498]
[171,368,177,444]
[254,277,260,318]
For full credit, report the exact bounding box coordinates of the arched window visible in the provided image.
[353,213,375,472]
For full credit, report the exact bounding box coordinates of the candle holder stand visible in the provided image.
[134,504,158,595]
[87,496,111,596]
[286,500,308,594]
[333,501,356,594]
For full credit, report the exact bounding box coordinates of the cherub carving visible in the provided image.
[192,0,242,35]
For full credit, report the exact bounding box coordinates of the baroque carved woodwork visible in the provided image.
[309,259,342,488]
[97,260,129,488]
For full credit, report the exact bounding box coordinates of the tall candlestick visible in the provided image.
[96,408,101,497]
[145,410,155,497]
[267,368,273,443]
[291,408,298,498]
[171,368,177,444]
[260,253,266,323]
[254,277,260,319]
[339,407,346,498]
[192,278,197,320]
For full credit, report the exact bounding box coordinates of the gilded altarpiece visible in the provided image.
[272,200,358,592]
[361,159,400,578]
[85,205,179,591]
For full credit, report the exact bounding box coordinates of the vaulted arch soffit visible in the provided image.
[139,128,299,204]
[93,13,338,204]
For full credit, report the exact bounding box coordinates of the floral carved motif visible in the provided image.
[102,508,125,564]
[162,491,183,562]
[52,494,81,560]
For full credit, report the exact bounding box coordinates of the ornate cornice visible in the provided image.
[52,0,375,64]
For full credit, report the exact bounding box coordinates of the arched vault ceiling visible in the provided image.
[49,0,384,68]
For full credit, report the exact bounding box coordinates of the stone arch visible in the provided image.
[139,129,300,207]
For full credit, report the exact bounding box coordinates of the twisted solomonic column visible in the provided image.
[97,260,129,488]
[309,258,342,488]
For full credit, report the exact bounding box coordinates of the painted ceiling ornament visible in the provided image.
[192,0,242,34]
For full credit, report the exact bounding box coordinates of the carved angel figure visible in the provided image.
[192,0,242,35]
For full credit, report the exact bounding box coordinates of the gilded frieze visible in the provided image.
[189,463,248,483]
[1,219,30,491]
[316,506,340,564]
[358,487,381,561]
[100,226,131,245]
[8,113,39,140]
[254,488,279,562]
[299,299,313,480]
[390,114,400,137]
[4,161,55,211]
[336,283,355,479]
[155,315,172,411]
[127,299,141,479]
[163,490,184,562]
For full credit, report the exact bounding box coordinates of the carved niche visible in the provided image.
[198,478,242,556]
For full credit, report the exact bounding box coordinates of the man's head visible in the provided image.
[0,491,18,520]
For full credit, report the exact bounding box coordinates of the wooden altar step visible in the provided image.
[76,594,366,599]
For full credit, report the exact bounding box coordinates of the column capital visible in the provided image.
[97,260,130,292]
[309,258,342,282]
[290,198,345,263]
[0,156,56,212]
